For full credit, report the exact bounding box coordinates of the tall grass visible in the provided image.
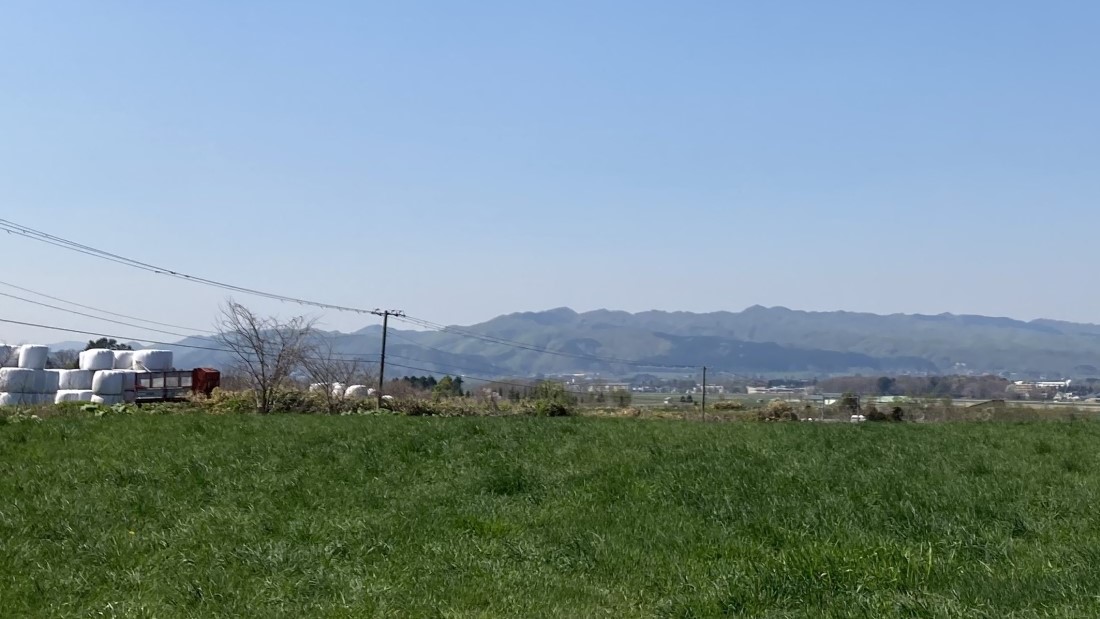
[2,413,1100,617]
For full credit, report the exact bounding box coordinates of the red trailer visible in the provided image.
[134,368,220,402]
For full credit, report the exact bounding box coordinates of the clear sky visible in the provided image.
[1,1,1098,344]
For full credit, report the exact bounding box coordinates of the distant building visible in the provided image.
[587,382,631,393]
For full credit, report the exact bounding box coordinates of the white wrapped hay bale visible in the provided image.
[113,350,134,370]
[0,392,40,406]
[79,349,115,371]
[39,370,61,394]
[92,370,127,396]
[331,382,346,398]
[131,349,173,371]
[55,389,94,403]
[345,385,372,399]
[18,345,49,370]
[58,369,94,390]
[309,383,326,393]
[0,368,37,393]
[91,394,124,406]
[0,392,28,406]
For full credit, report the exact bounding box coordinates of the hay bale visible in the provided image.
[113,350,134,370]
[58,370,94,390]
[79,349,115,371]
[55,390,94,403]
[18,345,49,370]
[131,350,173,371]
[92,370,127,396]
[0,368,37,392]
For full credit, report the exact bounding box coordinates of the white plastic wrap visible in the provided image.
[0,392,30,406]
[331,382,346,398]
[113,350,134,370]
[345,385,372,399]
[58,369,94,390]
[92,370,126,395]
[18,345,49,370]
[55,389,95,403]
[131,349,173,371]
[0,345,15,368]
[79,349,115,371]
[309,383,326,393]
[40,370,61,394]
[91,394,124,406]
[0,368,37,393]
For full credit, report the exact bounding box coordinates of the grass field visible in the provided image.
[3,413,1100,617]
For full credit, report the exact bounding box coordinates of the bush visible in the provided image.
[865,405,889,422]
[529,399,574,417]
[528,382,577,417]
[390,397,488,417]
[865,404,905,422]
[712,401,744,411]
[757,400,799,422]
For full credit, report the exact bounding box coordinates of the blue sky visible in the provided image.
[1,1,1099,343]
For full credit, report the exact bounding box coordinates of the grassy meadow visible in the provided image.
[2,412,1100,617]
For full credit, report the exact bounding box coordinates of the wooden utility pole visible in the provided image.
[374,309,405,409]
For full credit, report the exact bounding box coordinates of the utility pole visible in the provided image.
[701,366,707,421]
[374,309,405,409]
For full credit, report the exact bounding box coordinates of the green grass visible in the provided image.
[3,413,1100,617]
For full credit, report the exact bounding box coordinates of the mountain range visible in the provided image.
[132,306,1100,379]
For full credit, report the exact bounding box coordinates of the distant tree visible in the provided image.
[303,337,371,414]
[85,338,132,351]
[48,349,80,370]
[612,389,632,408]
[214,300,316,414]
[433,375,464,398]
[837,392,860,415]
[876,377,895,396]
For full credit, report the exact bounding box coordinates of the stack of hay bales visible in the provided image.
[55,369,94,403]
[0,346,176,406]
[0,345,59,404]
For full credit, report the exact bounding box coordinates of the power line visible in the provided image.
[0,316,383,365]
[0,278,216,334]
[0,317,234,353]
[0,290,206,341]
[0,218,702,373]
[384,331,519,376]
[385,353,517,379]
[0,218,386,316]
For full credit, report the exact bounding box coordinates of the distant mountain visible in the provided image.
[98,306,1100,378]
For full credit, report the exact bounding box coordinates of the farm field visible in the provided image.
[3,413,1100,617]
